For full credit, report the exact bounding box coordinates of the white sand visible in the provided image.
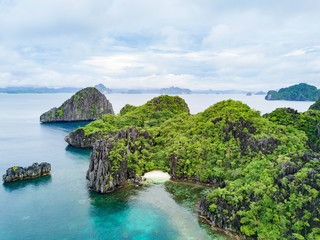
[143,170,171,181]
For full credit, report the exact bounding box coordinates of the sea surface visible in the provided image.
[0,93,314,240]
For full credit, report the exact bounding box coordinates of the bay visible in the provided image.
[0,93,314,240]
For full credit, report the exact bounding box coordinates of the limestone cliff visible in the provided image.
[198,152,320,239]
[86,127,153,193]
[3,162,51,182]
[40,87,114,122]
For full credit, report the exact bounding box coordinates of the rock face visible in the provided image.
[86,127,152,193]
[40,87,114,122]
[198,152,320,239]
[3,162,51,182]
[65,128,105,148]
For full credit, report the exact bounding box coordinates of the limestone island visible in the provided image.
[40,87,114,123]
[265,83,320,101]
[3,162,51,183]
[65,95,320,239]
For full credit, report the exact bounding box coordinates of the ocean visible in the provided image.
[0,93,313,240]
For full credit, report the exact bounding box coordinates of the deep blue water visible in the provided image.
[0,94,229,240]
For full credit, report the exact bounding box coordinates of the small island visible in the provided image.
[3,162,51,182]
[160,86,192,94]
[265,83,320,101]
[40,87,114,123]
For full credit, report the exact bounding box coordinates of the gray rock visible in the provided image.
[3,162,51,182]
[86,127,153,193]
[40,87,114,122]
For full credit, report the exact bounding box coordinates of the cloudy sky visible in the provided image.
[0,0,320,91]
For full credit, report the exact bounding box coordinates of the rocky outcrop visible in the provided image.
[86,127,153,193]
[224,117,280,155]
[198,152,320,239]
[198,195,245,238]
[65,128,105,148]
[40,87,114,122]
[3,162,51,182]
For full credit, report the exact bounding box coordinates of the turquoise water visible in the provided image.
[0,94,228,240]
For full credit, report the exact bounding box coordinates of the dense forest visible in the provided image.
[265,83,320,101]
[69,95,320,239]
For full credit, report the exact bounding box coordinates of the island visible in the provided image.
[265,83,320,101]
[65,95,320,239]
[160,86,192,94]
[40,87,114,123]
[3,162,51,182]
[94,83,112,94]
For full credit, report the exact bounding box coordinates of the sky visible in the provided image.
[0,0,320,91]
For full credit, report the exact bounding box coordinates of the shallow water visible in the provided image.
[0,93,313,240]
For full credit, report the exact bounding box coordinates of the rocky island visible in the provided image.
[40,87,114,122]
[265,83,320,101]
[3,162,51,182]
[65,95,320,239]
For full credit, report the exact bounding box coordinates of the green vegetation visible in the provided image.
[265,83,320,101]
[56,108,63,116]
[12,166,18,171]
[75,96,320,239]
[264,108,320,151]
[309,100,320,111]
[80,95,189,135]
[90,104,95,116]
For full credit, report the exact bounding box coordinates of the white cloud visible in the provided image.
[0,0,320,90]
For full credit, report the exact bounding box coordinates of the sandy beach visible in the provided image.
[143,170,171,181]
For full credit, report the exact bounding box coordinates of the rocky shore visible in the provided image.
[3,162,51,183]
[40,87,114,122]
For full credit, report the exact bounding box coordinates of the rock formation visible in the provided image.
[3,162,51,182]
[86,127,153,193]
[40,87,114,122]
[65,128,105,148]
[198,151,320,239]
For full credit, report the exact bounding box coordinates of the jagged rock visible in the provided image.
[224,117,280,155]
[65,128,105,148]
[40,87,114,122]
[3,162,51,182]
[86,127,153,193]
[198,152,320,239]
[198,195,245,238]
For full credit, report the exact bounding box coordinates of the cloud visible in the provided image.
[0,0,320,90]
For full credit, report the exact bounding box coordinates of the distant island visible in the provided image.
[0,86,81,94]
[94,84,112,94]
[0,84,265,95]
[265,83,320,101]
[160,86,191,94]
